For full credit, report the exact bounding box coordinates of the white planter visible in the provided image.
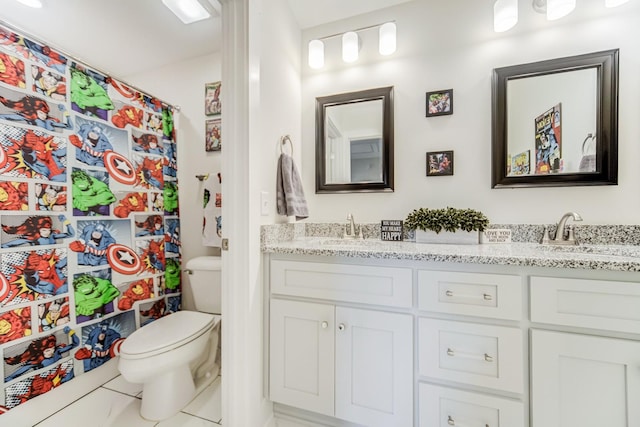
[415,229,480,245]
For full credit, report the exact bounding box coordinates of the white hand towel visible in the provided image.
[202,173,222,247]
[276,153,309,220]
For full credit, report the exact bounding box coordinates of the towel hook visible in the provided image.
[280,135,293,155]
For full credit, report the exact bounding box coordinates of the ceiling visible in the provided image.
[0,0,412,80]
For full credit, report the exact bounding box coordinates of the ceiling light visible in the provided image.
[308,39,324,69]
[379,22,396,55]
[162,0,211,24]
[605,0,629,7]
[494,0,518,32]
[546,0,576,20]
[342,32,359,63]
[15,0,43,8]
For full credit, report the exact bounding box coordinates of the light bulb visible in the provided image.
[546,0,576,20]
[379,22,396,55]
[605,0,629,7]
[308,40,324,69]
[493,0,518,32]
[15,0,43,8]
[342,32,359,63]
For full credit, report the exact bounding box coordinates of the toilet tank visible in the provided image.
[185,256,222,314]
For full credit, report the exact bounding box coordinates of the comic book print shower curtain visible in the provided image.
[0,23,182,413]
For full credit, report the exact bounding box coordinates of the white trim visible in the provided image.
[220,0,272,425]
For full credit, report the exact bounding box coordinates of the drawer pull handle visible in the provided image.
[445,290,493,301]
[446,348,494,362]
[321,321,328,329]
[338,323,346,331]
[447,415,489,427]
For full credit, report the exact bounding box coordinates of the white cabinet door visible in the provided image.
[270,299,335,416]
[531,329,640,427]
[335,307,413,427]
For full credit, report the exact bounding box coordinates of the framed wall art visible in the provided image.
[205,118,221,152]
[205,81,221,116]
[426,150,454,176]
[426,89,453,117]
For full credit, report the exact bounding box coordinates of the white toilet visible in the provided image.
[118,256,222,421]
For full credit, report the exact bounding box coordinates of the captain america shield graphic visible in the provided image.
[106,244,142,275]
[104,151,137,186]
[0,272,9,301]
[0,145,7,169]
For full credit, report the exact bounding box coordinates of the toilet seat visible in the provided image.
[120,311,217,359]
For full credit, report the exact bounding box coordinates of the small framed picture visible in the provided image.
[205,118,221,152]
[426,89,453,117]
[205,81,221,116]
[426,150,454,176]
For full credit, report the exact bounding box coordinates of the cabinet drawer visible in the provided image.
[270,260,412,307]
[530,276,640,334]
[419,383,525,427]
[418,270,522,320]
[419,319,524,393]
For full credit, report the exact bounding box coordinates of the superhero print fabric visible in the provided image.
[0,23,181,413]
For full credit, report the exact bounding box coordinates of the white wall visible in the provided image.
[301,0,640,225]
[125,52,222,309]
[258,1,303,225]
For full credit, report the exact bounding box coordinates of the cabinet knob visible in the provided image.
[321,321,328,329]
[338,323,346,331]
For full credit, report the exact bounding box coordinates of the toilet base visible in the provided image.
[140,363,195,421]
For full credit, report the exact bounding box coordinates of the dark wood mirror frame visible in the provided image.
[316,86,394,193]
[491,49,619,188]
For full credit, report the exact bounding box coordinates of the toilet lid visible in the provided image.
[120,311,216,356]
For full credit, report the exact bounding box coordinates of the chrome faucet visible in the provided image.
[542,212,583,245]
[344,213,363,239]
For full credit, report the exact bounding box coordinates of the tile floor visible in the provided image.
[41,374,222,426]
[6,371,222,427]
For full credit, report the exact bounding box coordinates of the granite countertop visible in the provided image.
[262,232,640,272]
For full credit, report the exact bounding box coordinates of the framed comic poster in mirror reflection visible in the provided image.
[205,118,221,152]
[427,150,454,176]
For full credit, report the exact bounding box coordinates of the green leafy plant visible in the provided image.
[404,207,489,234]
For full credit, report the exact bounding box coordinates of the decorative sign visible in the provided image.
[381,220,403,241]
[481,229,512,244]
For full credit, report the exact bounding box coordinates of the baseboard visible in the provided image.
[272,403,365,427]
[1,358,120,427]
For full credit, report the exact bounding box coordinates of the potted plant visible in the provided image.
[404,207,489,244]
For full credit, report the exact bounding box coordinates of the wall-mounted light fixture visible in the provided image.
[162,0,211,24]
[341,31,359,63]
[605,0,629,7]
[379,22,397,56]
[545,0,576,20]
[308,21,397,69]
[494,0,518,32]
[496,0,630,32]
[308,39,325,69]
[14,0,43,8]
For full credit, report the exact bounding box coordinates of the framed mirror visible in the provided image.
[316,86,394,193]
[491,49,619,188]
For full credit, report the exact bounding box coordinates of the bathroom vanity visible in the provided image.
[263,232,640,427]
